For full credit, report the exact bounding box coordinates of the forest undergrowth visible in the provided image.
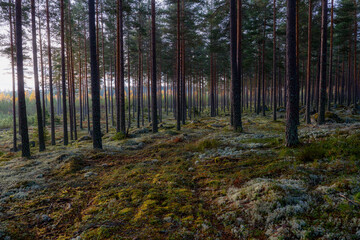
[0,107,360,240]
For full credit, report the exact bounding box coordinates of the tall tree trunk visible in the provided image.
[137,22,142,129]
[262,19,266,116]
[31,0,45,151]
[233,0,242,130]
[353,0,357,107]
[38,5,46,128]
[318,0,328,125]
[101,6,109,133]
[89,0,102,149]
[85,26,91,133]
[127,33,131,129]
[306,0,312,124]
[9,1,17,151]
[116,0,121,132]
[273,0,277,121]
[61,0,68,145]
[151,0,158,133]
[230,0,240,130]
[176,0,181,130]
[16,0,31,157]
[79,45,83,130]
[286,0,299,147]
[119,0,125,133]
[328,0,334,111]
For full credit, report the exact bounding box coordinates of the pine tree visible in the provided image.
[61,0,68,146]
[318,0,328,125]
[151,0,158,133]
[15,0,31,157]
[89,0,103,149]
[286,0,299,147]
[31,0,45,152]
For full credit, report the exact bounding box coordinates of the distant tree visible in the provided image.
[15,0,30,157]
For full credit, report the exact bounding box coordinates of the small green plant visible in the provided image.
[112,132,127,141]
[297,143,326,163]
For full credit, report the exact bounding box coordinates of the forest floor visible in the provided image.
[0,106,360,240]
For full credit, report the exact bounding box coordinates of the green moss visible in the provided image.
[112,132,127,141]
[187,139,220,152]
[297,144,326,163]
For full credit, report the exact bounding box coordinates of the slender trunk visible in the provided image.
[16,0,31,157]
[306,0,312,124]
[119,0,125,133]
[9,1,17,151]
[353,0,357,107]
[137,23,142,129]
[176,0,181,130]
[273,0,277,121]
[85,26,91,133]
[101,6,109,133]
[318,0,328,125]
[127,34,131,128]
[328,0,334,111]
[262,19,266,116]
[151,0,158,133]
[61,0,68,145]
[38,5,46,128]
[31,0,45,151]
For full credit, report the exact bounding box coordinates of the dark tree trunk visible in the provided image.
[262,19,266,116]
[286,0,299,147]
[127,33,131,129]
[353,0,357,107]
[151,0,158,133]
[61,0,68,145]
[89,0,102,149]
[232,0,242,131]
[137,17,142,129]
[273,0,277,121]
[306,0,312,124]
[176,0,181,130]
[318,0,328,125]
[15,0,30,157]
[31,0,45,151]
[116,0,121,132]
[328,0,334,111]
[257,49,261,114]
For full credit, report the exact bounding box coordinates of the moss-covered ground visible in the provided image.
[0,107,359,239]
